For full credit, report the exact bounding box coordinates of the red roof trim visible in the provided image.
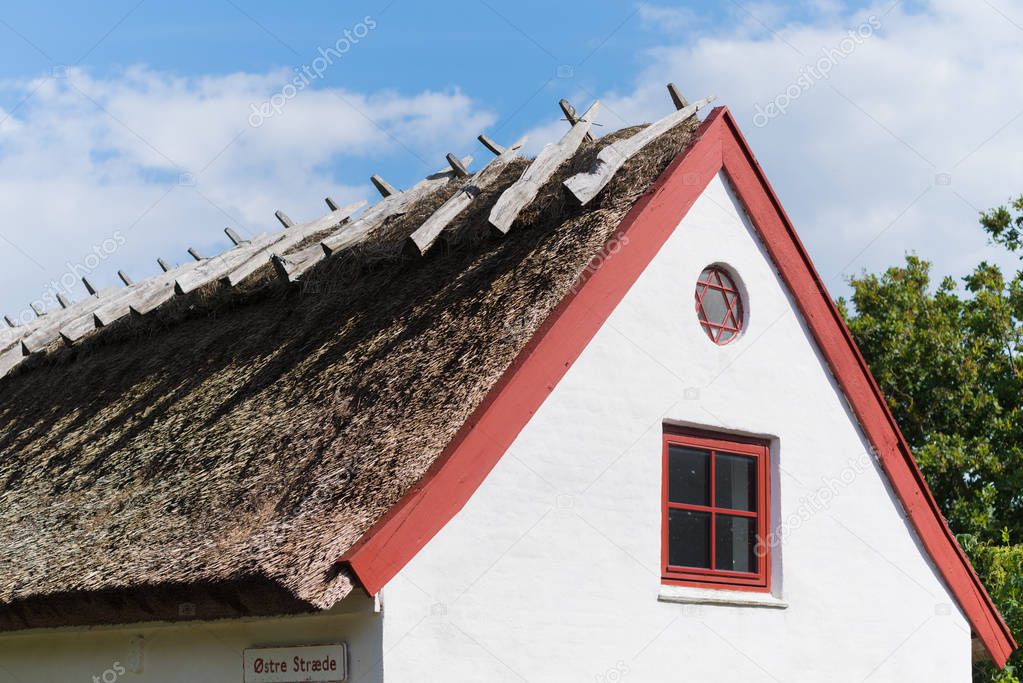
[715,108,1015,666]
[341,108,1015,666]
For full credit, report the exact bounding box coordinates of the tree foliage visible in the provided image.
[838,196,1023,681]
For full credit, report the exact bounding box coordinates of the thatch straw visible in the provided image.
[0,116,701,627]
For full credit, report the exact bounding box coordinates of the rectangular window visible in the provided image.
[662,426,770,591]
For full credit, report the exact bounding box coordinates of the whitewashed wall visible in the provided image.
[380,172,973,682]
[0,174,975,683]
[0,593,383,682]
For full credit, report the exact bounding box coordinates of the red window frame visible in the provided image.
[661,426,770,592]
[695,266,744,345]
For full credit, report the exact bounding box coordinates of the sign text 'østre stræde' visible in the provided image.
[243,644,348,682]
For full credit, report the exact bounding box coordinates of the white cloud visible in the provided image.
[637,3,699,32]
[4,1,1023,322]
[529,0,1023,297]
[0,66,495,321]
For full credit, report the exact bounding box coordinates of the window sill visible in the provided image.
[658,584,788,609]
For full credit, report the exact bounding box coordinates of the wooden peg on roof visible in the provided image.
[324,196,339,211]
[118,270,134,286]
[3,315,16,328]
[477,134,506,156]
[445,153,471,178]
[157,257,171,272]
[224,227,244,245]
[56,294,71,309]
[30,302,45,317]
[667,82,688,110]
[82,278,99,296]
[559,99,595,142]
[275,210,294,228]
[187,247,204,261]
[370,175,398,197]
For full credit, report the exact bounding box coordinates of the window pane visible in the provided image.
[668,509,710,568]
[696,299,708,321]
[715,514,757,573]
[700,288,729,324]
[667,446,709,505]
[715,453,756,512]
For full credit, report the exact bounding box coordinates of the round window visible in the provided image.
[695,266,744,345]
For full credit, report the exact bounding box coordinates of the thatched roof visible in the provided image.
[0,111,703,630]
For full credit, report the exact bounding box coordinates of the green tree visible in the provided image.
[838,197,1023,681]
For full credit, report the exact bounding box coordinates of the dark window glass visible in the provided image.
[715,453,756,512]
[667,446,709,506]
[668,509,711,568]
[715,514,757,573]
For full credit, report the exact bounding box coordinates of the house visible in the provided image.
[0,86,1015,682]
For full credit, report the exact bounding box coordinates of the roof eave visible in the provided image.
[0,575,324,632]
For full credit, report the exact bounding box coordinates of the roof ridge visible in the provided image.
[0,84,713,381]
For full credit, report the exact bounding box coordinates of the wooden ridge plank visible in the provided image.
[129,259,207,317]
[18,287,119,354]
[563,95,715,206]
[59,305,113,344]
[0,324,26,349]
[275,160,473,283]
[174,233,279,295]
[109,260,204,321]
[128,283,183,318]
[94,288,152,327]
[5,196,366,354]
[269,252,310,282]
[89,259,199,331]
[407,139,526,255]
[3,311,52,349]
[58,284,142,343]
[489,102,600,234]
[318,195,411,256]
[322,164,467,256]
[0,344,25,377]
[0,304,71,349]
[222,199,367,287]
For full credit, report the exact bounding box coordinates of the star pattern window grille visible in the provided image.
[695,267,743,345]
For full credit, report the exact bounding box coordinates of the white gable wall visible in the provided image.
[380,172,972,682]
[0,594,384,682]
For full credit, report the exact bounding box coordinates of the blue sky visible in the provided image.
[1,0,1021,321]
[0,1,698,188]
